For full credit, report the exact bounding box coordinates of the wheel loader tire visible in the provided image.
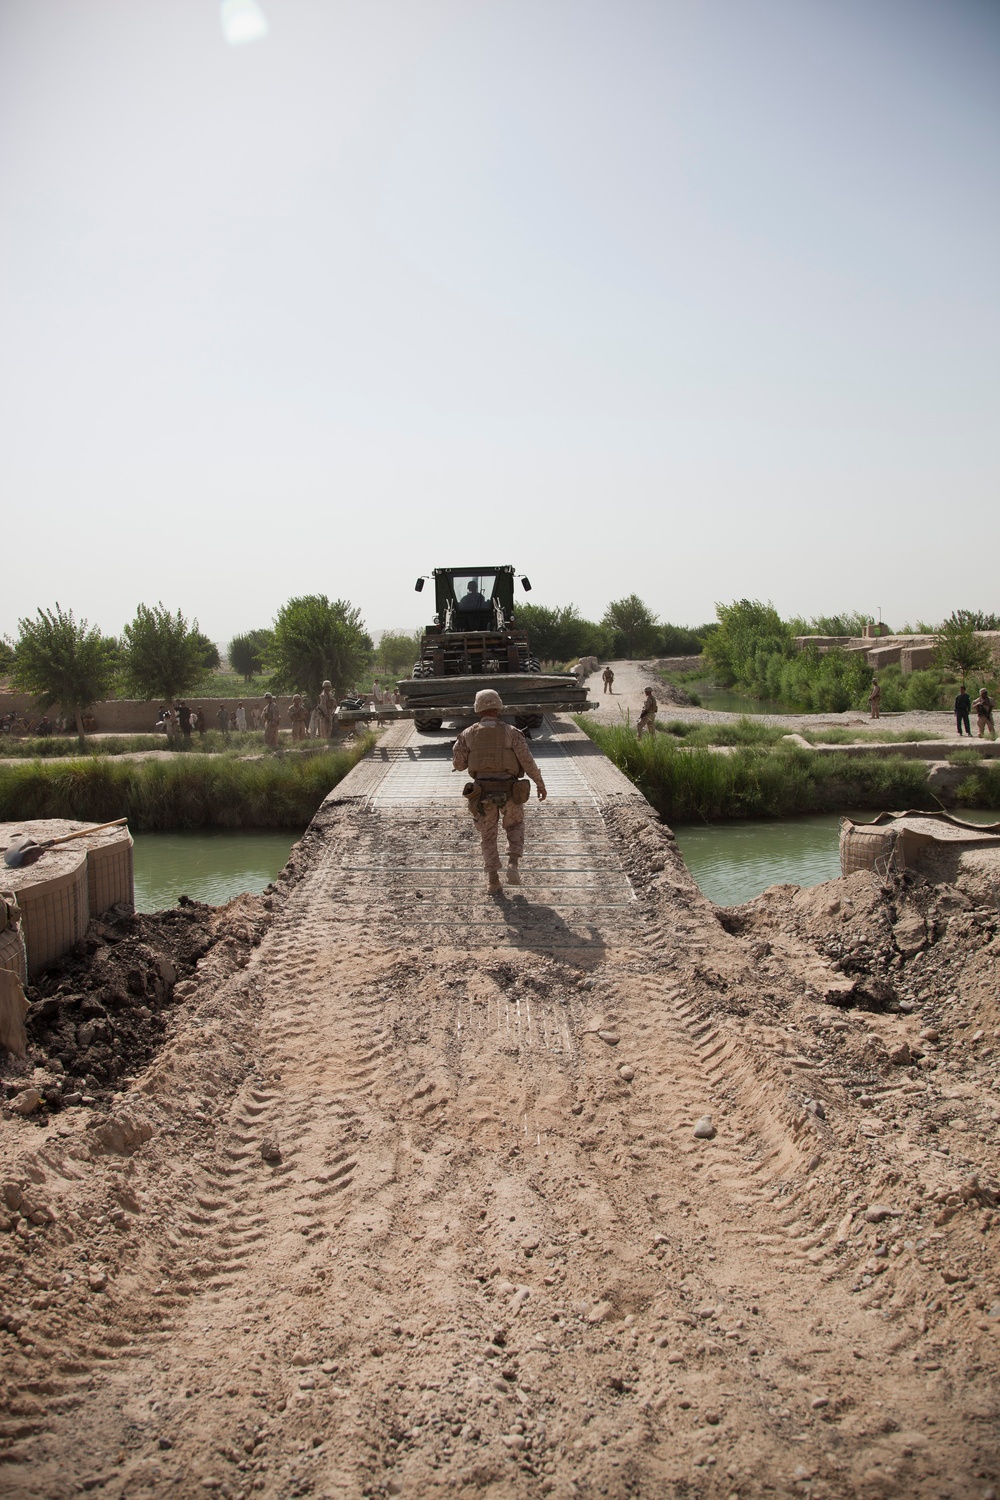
[412,661,435,679]
[525,656,541,673]
[515,713,544,730]
[415,716,443,732]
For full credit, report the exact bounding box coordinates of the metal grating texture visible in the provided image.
[318,719,638,939]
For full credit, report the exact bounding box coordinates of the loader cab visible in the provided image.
[433,566,515,632]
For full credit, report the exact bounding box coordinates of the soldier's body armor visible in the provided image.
[466,721,522,778]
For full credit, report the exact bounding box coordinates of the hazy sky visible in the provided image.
[2,0,997,645]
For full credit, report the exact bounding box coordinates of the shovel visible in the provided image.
[3,817,129,869]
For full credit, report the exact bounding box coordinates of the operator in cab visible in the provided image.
[458,578,488,611]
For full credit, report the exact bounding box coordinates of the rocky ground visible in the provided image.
[0,720,997,1500]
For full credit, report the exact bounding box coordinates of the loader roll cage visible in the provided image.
[416,566,521,634]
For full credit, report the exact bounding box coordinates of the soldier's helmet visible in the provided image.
[474,689,503,715]
[322,679,332,690]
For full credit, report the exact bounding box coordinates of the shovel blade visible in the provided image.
[3,839,43,869]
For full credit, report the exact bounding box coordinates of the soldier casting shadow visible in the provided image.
[453,688,547,895]
[496,896,607,965]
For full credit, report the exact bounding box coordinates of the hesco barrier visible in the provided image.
[0,894,27,984]
[840,809,1000,880]
[0,820,136,977]
[4,846,90,977]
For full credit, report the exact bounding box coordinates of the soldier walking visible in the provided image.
[453,689,547,894]
[602,665,615,694]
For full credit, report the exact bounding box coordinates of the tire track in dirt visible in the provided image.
[2,721,996,1498]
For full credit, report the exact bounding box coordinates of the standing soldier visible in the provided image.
[637,686,658,738]
[262,693,280,749]
[868,677,881,719]
[316,680,336,739]
[602,665,615,694]
[974,688,996,740]
[288,694,308,742]
[453,689,547,894]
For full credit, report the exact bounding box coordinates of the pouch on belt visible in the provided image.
[471,775,513,809]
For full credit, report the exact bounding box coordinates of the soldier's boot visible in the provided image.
[506,859,521,886]
[487,871,502,894]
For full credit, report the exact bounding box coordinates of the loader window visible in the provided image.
[454,573,496,611]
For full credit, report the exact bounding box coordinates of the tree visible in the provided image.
[268,596,372,698]
[934,613,993,687]
[120,603,208,702]
[0,637,14,677]
[702,600,793,687]
[941,609,1000,633]
[655,622,705,656]
[193,631,221,671]
[229,628,273,682]
[601,595,660,659]
[375,631,424,678]
[12,605,118,739]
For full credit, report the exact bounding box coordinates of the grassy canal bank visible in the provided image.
[578,719,999,821]
[0,738,374,830]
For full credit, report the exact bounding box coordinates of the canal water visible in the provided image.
[685,681,785,715]
[673,808,998,908]
[133,812,997,915]
[132,831,297,913]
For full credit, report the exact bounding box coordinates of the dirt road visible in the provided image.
[1,719,997,1499]
[582,661,981,741]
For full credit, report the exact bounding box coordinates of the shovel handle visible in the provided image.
[46,818,129,848]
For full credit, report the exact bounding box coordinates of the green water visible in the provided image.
[686,681,785,715]
[132,831,297,913]
[674,808,998,907]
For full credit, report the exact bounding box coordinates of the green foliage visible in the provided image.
[945,610,1000,632]
[0,740,374,830]
[193,631,221,670]
[702,600,794,688]
[120,603,208,702]
[12,606,119,736]
[516,604,609,664]
[934,613,994,685]
[802,612,878,637]
[601,595,659,659]
[228,629,273,682]
[576,720,934,821]
[0,734,168,759]
[955,762,1000,809]
[375,630,424,677]
[268,596,372,699]
[0,637,14,676]
[655,623,705,656]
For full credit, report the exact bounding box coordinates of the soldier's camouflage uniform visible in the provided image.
[452,719,544,874]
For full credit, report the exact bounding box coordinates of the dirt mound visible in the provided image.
[3,893,274,1115]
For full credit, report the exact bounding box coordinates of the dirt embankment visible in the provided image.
[0,730,998,1500]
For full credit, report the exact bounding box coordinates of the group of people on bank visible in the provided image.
[955,686,995,739]
[152,680,401,749]
[868,676,995,736]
